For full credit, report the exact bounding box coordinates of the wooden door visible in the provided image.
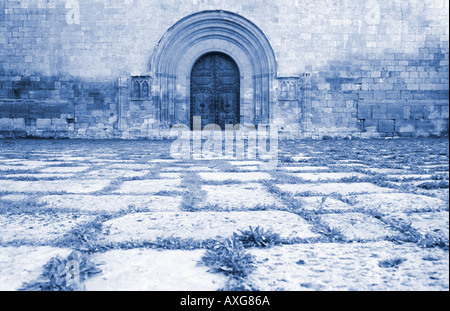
[190,53,240,129]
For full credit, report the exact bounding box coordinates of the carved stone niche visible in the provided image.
[130,76,152,101]
[278,77,299,101]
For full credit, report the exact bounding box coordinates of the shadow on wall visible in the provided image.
[307,39,449,138]
[0,44,448,139]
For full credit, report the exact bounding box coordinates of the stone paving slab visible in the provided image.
[232,165,261,171]
[37,195,182,212]
[228,160,265,166]
[1,173,76,179]
[385,211,449,238]
[319,213,396,241]
[364,168,412,175]
[158,172,185,179]
[198,172,272,182]
[83,249,227,291]
[331,163,369,168]
[287,172,368,182]
[347,193,447,213]
[84,169,149,179]
[0,194,32,202]
[113,179,183,194]
[0,179,111,194]
[278,182,396,196]
[414,189,449,202]
[40,166,89,173]
[0,213,93,244]
[247,242,449,291]
[106,163,154,170]
[0,246,72,291]
[291,156,312,162]
[0,164,42,171]
[279,166,330,172]
[148,159,180,163]
[184,166,217,172]
[200,183,283,209]
[385,174,434,180]
[299,196,354,212]
[98,211,319,244]
[1,160,62,168]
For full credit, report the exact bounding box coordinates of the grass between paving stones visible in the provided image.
[180,172,207,211]
[24,223,286,291]
[2,138,448,290]
[19,250,102,291]
[416,180,449,189]
[363,208,450,251]
[261,178,347,243]
[0,195,47,214]
[378,257,407,268]
[53,216,110,252]
[201,226,284,291]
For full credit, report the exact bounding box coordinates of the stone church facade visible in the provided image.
[0,0,448,139]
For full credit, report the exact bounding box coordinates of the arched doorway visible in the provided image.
[150,10,277,127]
[190,53,240,129]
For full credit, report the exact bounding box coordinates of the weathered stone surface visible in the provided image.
[319,213,396,240]
[0,179,110,193]
[200,183,283,209]
[386,211,449,238]
[385,174,434,180]
[347,193,447,213]
[299,196,354,211]
[0,213,93,244]
[106,163,154,170]
[40,166,89,173]
[0,246,71,291]
[228,161,265,166]
[85,169,149,178]
[198,172,272,182]
[158,172,185,179]
[98,211,319,243]
[84,249,227,291]
[278,182,396,196]
[248,242,449,291]
[414,188,449,202]
[363,168,412,175]
[287,172,368,182]
[38,195,182,212]
[1,173,76,179]
[113,179,183,194]
[279,166,330,172]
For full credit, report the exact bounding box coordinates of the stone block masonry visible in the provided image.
[0,0,448,139]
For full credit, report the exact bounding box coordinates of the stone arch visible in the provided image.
[150,10,277,126]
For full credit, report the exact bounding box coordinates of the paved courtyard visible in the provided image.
[0,138,448,291]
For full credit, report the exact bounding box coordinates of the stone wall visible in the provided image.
[0,0,448,139]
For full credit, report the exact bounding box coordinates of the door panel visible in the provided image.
[190,53,240,129]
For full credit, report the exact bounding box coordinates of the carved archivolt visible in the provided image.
[150,10,278,125]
